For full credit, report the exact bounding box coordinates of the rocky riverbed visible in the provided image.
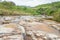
[0,16,60,40]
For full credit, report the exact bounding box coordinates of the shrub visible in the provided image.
[53,11,60,22]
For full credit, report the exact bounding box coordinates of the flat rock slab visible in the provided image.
[25,22,59,35]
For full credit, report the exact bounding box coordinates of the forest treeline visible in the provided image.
[0,1,60,22]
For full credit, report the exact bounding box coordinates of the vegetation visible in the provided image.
[35,1,60,22]
[0,1,36,15]
[0,1,60,22]
[53,10,60,22]
[35,2,60,15]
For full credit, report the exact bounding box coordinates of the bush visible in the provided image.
[53,11,60,22]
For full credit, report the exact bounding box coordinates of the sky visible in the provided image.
[5,0,60,7]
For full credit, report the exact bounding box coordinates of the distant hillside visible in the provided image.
[36,1,60,8]
[0,1,37,15]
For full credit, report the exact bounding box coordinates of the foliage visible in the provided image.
[0,1,36,15]
[0,1,60,22]
[35,1,60,22]
[53,9,60,22]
